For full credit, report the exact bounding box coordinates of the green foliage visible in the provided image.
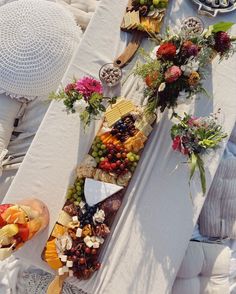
[212,22,234,33]
[171,113,227,194]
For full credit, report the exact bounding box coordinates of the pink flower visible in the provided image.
[172,136,181,151]
[172,136,190,155]
[75,77,103,99]
[187,116,198,127]
[165,66,182,83]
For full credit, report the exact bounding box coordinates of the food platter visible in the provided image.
[191,0,236,17]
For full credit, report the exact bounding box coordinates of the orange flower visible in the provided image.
[188,71,200,86]
[145,71,159,88]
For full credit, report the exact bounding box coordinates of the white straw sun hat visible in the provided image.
[0,0,81,101]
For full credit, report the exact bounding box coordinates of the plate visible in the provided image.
[191,0,236,17]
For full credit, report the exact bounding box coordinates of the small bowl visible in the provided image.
[181,16,204,35]
[99,63,122,87]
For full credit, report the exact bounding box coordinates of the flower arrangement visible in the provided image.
[134,21,236,114]
[49,77,106,126]
[171,112,227,194]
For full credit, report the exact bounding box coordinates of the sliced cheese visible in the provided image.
[84,178,123,206]
[124,12,132,29]
[57,211,72,227]
[133,10,140,27]
[105,98,135,126]
[0,248,12,261]
[51,224,66,238]
[141,124,153,137]
[105,107,121,127]
[135,121,153,137]
[118,102,135,116]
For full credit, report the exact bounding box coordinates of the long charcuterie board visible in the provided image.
[42,98,156,280]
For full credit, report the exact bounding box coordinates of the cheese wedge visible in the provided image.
[84,178,123,206]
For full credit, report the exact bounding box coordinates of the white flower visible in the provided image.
[158,82,166,92]
[73,99,87,113]
[93,209,105,224]
[150,46,160,59]
[181,58,199,77]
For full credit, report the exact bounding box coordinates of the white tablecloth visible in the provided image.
[3,0,236,293]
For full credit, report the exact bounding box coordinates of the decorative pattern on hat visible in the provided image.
[0,0,81,101]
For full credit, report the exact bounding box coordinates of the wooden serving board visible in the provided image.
[115,0,169,68]
[41,98,157,282]
[113,31,144,68]
[47,273,68,294]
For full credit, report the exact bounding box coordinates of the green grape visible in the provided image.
[100,157,105,162]
[74,201,80,206]
[129,156,135,162]
[93,147,98,152]
[76,185,81,191]
[135,155,140,161]
[96,143,101,148]
[95,157,100,163]
[130,166,135,172]
[92,151,98,157]
[77,197,82,203]
[79,179,84,185]
[67,190,72,196]
[98,150,103,156]
[101,144,106,150]
[133,162,138,167]
[66,194,72,200]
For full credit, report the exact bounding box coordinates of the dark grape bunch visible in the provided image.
[79,204,98,227]
[111,115,137,142]
[65,241,100,280]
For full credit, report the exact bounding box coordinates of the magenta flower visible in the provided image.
[165,66,182,83]
[214,31,231,54]
[75,77,103,99]
[181,41,199,58]
[172,136,181,151]
[172,135,190,155]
